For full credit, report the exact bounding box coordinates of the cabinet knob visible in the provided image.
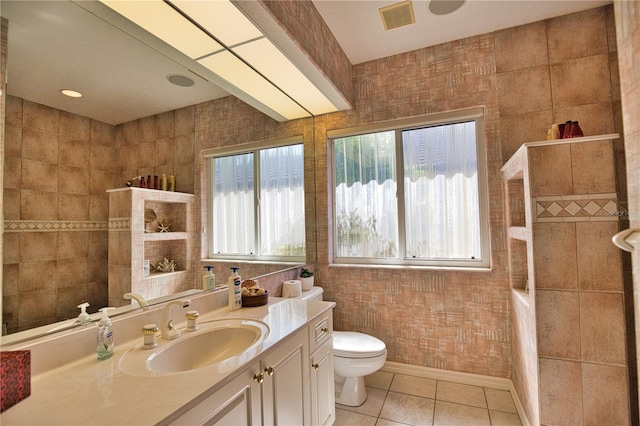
[312,363,320,371]
[321,327,329,333]
[253,373,264,384]
[264,366,275,376]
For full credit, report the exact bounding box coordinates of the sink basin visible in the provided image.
[119,318,269,376]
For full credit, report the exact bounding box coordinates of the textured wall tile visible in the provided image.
[533,223,578,290]
[580,292,626,364]
[576,221,622,291]
[500,110,553,159]
[59,137,89,168]
[21,190,57,220]
[528,144,573,196]
[536,290,580,359]
[550,54,612,108]
[547,8,608,63]
[495,21,548,73]
[60,111,90,139]
[571,140,616,194]
[59,166,89,195]
[497,66,552,117]
[22,101,59,135]
[539,358,584,425]
[582,363,630,426]
[22,130,58,164]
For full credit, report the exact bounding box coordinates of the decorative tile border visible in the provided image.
[108,218,131,231]
[4,220,109,232]
[533,193,619,222]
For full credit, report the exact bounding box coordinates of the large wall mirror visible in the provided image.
[1,1,316,342]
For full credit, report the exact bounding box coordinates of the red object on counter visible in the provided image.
[1,351,31,412]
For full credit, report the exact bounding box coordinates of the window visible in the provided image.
[206,140,305,261]
[331,109,489,268]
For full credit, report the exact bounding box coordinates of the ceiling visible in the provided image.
[2,0,610,126]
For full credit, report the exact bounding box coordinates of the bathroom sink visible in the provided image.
[119,318,269,376]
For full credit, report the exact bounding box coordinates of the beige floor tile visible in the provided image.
[334,408,378,426]
[433,400,491,426]
[375,418,411,426]
[390,374,437,399]
[436,381,487,408]
[337,387,388,417]
[484,388,517,413]
[379,391,435,425]
[490,409,523,426]
[366,370,395,390]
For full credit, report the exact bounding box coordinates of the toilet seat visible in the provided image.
[333,331,386,358]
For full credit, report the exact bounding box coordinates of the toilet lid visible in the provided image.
[333,331,386,358]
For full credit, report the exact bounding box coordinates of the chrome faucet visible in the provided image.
[124,292,149,308]
[161,299,191,340]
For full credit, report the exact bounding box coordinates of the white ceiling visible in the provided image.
[1,0,610,125]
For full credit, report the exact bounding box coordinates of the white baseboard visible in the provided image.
[380,361,531,426]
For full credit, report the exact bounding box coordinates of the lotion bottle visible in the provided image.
[202,266,216,290]
[96,307,115,360]
[228,267,242,311]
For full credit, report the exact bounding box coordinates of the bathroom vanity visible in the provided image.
[0,291,335,425]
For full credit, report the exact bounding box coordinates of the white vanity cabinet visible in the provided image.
[261,331,310,426]
[308,309,335,426]
[167,363,262,426]
[163,305,335,426]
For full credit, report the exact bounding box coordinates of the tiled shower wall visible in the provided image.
[2,96,117,332]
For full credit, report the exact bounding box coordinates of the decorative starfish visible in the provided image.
[157,221,172,233]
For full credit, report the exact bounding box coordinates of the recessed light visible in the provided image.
[428,0,465,15]
[60,89,83,98]
[167,74,195,87]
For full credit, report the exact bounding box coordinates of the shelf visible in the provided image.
[144,270,187,281]
[143,232,189,242]
[507,226,530,241]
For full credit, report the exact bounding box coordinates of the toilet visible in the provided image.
[296,287,387,406]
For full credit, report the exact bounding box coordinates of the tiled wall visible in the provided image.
[615,0,640,419]
[2,96,117,332]
[530,139,629,425]
[1,18,7,332]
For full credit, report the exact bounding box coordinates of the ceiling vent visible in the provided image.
[379,0,416,31]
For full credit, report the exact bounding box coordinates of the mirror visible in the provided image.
[1,1,314,341]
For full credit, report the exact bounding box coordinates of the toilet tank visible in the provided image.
[298,287,324,302]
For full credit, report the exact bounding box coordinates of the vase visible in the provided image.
[300,276,314,290]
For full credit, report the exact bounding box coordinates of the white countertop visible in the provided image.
[1,297,335,425]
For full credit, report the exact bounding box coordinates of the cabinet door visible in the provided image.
[167,363,262,426]
[310,337,335,426]
[262,333,310,426]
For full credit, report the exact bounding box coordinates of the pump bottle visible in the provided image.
[228,267,242,311]
[96,307,115,360]
[202,266,216,290]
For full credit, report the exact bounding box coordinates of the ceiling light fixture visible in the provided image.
[428,0,466,16]
[60,89,83,98]
[100,0,340,122]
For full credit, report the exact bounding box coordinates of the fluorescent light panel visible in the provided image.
[101,0,223,59]
[198,51,309,120]
[171,0,263,47]
[233,38,338,116]
[102,0,339,121]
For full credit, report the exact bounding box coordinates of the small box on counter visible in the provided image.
[1,351,31,412]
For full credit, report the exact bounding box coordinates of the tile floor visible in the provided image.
[334,370,523,426]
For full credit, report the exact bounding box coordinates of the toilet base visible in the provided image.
[335,374,367,406]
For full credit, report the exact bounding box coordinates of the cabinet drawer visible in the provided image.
[309,310,332,353]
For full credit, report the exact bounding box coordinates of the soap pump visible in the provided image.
[96,307,115,360]
[77,302,91,325]
[228,267,242,311]
[203,266,216,290]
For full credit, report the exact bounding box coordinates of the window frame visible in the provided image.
[329,108,490,269]
[203,136,306,263]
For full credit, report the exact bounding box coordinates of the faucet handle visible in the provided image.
[186,310,200,332]
[142,324,159,349]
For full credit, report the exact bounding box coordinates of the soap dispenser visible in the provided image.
[77,302,91,325]
[96,307,115,360]
[228,267,242,311]
[203,266,216,290]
